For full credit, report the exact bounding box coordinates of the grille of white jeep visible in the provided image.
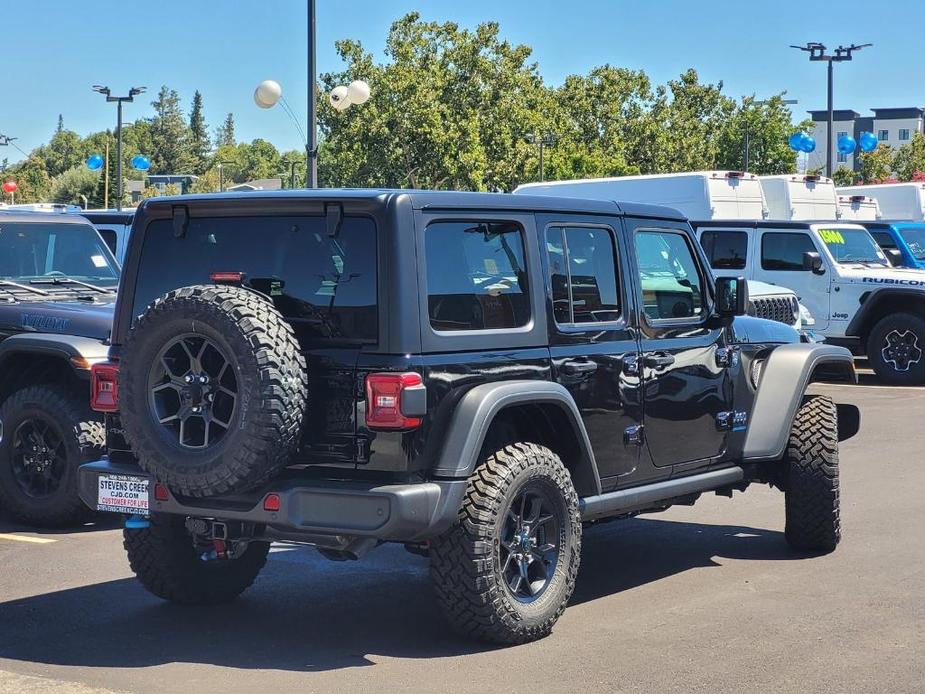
[750,296,798,326]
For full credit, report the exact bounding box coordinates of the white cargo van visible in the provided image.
[517,171,768,220]
[516,173,925,385]
[759,175,838,220]
[837,194,881,221]
[837,182,925,222]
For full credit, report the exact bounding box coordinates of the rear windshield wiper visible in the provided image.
[0,279,50,296]
[29,277,111,293]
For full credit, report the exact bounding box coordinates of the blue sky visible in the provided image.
[2,0,922,163]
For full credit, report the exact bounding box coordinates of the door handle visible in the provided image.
[644,353,675,370]
[561,359,598,376]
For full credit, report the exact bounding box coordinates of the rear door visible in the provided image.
[627,219,734,471]
[130,213,379,469]
[537,214,644,487]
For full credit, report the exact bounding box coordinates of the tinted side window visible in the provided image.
[700,230,747,269]
[761,232,816,271]
[871,231,897,249]
[425,221,530,331]
[97,228,118,255]
[135,216,377,342]
[635,231,704,321]
[546,226,620,324]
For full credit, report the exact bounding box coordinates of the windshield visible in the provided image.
[899,227,925,260]
[0,221,120,286]
[818,227,888,265]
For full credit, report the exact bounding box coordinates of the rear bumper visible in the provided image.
[78,459,467,543]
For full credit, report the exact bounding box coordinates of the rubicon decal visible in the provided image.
[862,277,925,286]
[20,313,71,332]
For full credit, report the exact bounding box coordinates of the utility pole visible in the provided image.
[525,133,557,182]
[306,0,318,187]
[790,43,871,177]
[93,85,146,210]
[104,138,110,209]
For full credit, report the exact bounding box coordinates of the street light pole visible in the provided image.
[307,0,318,188]
[93,85,146,210]
[525,133,557,182]
[790,43,871,177]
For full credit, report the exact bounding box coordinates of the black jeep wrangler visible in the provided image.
[79,190,859,644]
[0,211,120,526]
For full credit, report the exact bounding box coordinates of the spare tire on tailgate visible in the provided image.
[120,285,308,497]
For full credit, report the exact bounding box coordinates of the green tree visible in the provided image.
[238,139,282,181]
[832,166,857,186]
[188,90,211,175]
[189,168,221,194]
[214,113,236,148]
[858,144,895,183]
[34,128,86,178]
[48,165,99,206]
[892,133,925,181]
[56,114,65,134]
[4,156,51,203]
[716,95,808,174]
[148,86,192,174]
[279,149,307,188]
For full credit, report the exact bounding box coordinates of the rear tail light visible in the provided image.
[804,175,821,182]
[90,361,120,412]
[154,483,170,502]
[210,271,245,284]
[365,372,425,430]
[725,171,743,179]
[263,493,281,512]
[850,195,867,202]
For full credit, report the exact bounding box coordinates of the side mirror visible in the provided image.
[715,276,748,317]
[802,251,825,274]
[884,248,903,266]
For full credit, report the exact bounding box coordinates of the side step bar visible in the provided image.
[579,467,745,521]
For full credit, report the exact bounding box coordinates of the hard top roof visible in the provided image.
[138,188,688,222]
[0,209,94,225]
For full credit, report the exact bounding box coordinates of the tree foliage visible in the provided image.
[148,86,191,175]
[188,90,211,176]
[48,165,99,205]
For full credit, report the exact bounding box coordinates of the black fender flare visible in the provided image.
[0,333,110,380]
[846,287,925,337]
[432,380,602,496]
[743,343,856,462]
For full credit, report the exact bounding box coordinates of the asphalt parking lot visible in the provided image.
[0,377,923,694]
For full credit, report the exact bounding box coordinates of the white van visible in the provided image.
[516,173,925,384]
[517,171,768,220]
[759,175,838,220]
[837,182,925,222]
[837,194,881,221]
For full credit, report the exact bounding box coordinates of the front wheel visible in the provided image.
[0,386,104,527]
[430,442,581,644]
[124,514,270,604]
[866,312,925,385]
[784,396,841,553]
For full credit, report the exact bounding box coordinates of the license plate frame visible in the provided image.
[97,473,152,515]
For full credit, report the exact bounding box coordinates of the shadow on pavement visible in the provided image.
[0,513,121,535]
[0,517,809,672]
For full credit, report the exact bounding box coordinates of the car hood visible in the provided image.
[726,315,800,345]
[835,264,925,286]
[0,297,116,341]
[746,279,794,299]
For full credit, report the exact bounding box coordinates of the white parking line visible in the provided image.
[0,533,56,544]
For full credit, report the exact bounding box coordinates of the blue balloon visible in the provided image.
[859,131,879,153]
[837,135,857,155]
[800,135,816,153]
[131,155,150,171]
[86,154,104,171]
[788,132,806,152]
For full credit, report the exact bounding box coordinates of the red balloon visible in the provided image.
[2,180,17,193]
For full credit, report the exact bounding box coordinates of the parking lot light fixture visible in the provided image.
[92,85,147,210]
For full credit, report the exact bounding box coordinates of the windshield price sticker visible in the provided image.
[820,229,846,245]
[97,474,150,514]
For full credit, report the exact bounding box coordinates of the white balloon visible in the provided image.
[254,80,282,109]
[329,85,351,111]
[347,80,371,105]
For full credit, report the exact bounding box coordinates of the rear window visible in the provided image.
[700,230,747,269]
[425,220,530,331]
[134,216,377,343]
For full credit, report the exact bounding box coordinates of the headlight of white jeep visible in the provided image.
[798,302,815,328]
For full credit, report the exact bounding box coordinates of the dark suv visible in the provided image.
[0,211,120,525]
[79,190,859,644]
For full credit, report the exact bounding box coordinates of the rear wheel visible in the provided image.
[430,442,581,644]
[784,396,840,553]
[866,312,925,385]
[124,514,270,604]
[0,386,103,527]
